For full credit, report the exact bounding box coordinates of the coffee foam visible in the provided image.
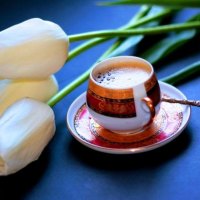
[94,66,150,89]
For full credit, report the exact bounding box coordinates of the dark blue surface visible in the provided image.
[0,1,200,200]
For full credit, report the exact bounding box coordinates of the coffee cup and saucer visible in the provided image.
[66,56,191,154]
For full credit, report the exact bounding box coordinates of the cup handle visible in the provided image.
[142,97,156,128]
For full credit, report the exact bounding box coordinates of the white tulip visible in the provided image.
[0,75,58,115]
[0,98,55,175]
[0,18,68,79]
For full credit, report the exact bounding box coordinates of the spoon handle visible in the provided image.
[161,98,200,107]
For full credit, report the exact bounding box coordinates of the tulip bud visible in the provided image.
[0,98,55,175]
[0,75,58,115]
[0,18,68,79]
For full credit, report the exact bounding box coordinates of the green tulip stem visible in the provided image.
[68,21,200,42]
[47,68,91,107]
[68,8,171,61]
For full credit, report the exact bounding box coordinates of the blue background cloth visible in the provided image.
[0,0,200,199]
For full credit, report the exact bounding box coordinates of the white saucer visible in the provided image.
[66,82,191,154]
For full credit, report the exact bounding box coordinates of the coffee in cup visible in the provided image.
[94,65,150,89]
[86,56,161,134]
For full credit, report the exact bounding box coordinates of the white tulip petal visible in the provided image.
[0,98,55,175]
[0,75,58,115]
[0,18,68,79]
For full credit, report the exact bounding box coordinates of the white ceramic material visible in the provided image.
[87,101,160,134]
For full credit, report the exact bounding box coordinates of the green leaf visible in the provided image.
[140,30,196,64]
[161,61,200,85]
[99,0,200,8]
[105,36,144,58]
[101,7,166,59]
[122,5,151,27]
[140,14,200,64]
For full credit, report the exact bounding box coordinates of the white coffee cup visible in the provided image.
[86,56,161,134]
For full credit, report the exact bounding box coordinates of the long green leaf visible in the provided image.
[99,0,200,8]
[140,14,200,64]
[105,7,166,58]
[104,36,143,58]
[141,30,196,64]
[161,61,200,85]
[121,5,151,28]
